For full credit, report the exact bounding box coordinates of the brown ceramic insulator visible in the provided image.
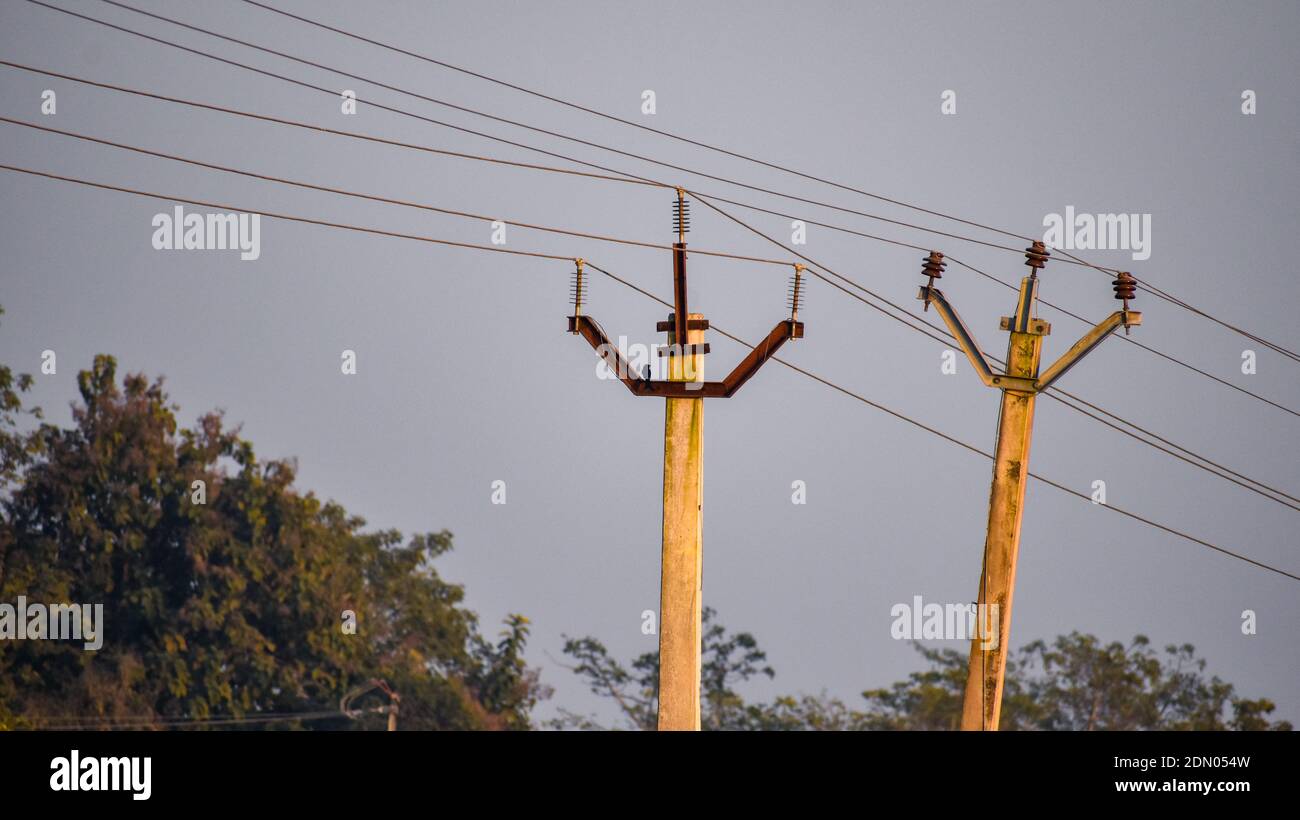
[1024,241,1050,275]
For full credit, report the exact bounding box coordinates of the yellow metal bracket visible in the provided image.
[1035,310,1140,391]
[921,278,1140,396]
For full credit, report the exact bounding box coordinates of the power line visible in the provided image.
[0,60,662,189]
[1122,276,1300,363]
[34,710,345,730]
[1043,388,1300,508]
[8,6,1296,724]
[218,0,1300,363]
[0,116,793,268]
[687,192,1300,511]
[29,0,1300,373]
[80,0,1045,262]
[217,0,1090,258]
[630,187,1300,419]
[46,0,1300,364]
[944,256,1299,419]
[583,262,1300,582]
[4,62,1291,512]
[231,0,1053,260]
[10,97,1288,511]
[21,1,695,193]
[2,160,1292,579]
[7,47,1295,410]
[0,163,576,262]
[685,189,1298,420]
[692,191,1300,510]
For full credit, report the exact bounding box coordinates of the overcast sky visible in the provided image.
[2,0,1297,727]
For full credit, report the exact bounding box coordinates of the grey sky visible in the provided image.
[1,0,1296,727]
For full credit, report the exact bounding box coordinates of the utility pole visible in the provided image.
[918,244,1141,731]
[659,301,706,729]
[386,687,400,732]
[570,189,804,730]
[340,678,400,730]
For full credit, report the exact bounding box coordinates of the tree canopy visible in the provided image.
[554,611,1291,731]
[0,321,1287,731]
[0,342,545,730]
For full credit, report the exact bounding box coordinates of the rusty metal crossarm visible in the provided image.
[919,285,998,387]
[720,319,803,397]
[1035,310,1142,392]
[569,314,648,395]
[640,381,727,398]
[570,315,801,399]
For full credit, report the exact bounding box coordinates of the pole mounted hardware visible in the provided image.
[570,257,585,321]
[918,243,1142,396]
[567,190,806,732]
[914,242,1145,732]
[341,678,400,731]
[920,251,945,312]
[568,189,804,398]
[788,263,806,322]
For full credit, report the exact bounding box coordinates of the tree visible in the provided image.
[0,306,43,493]
[0,346,547,730]
[861,633,1290,731]
[551,607,773,730]
[558,614,1291,731]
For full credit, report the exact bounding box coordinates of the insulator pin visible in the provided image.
[1112,271,1137,303]
[1024,241,1050,276]
[788,264,806,320]
[570,258,586,323]
[920,250,945,311]
[672,188,691,239]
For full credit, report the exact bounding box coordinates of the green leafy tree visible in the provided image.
[559,614,1291,731]
[0,348,547,730]
[0,306,43,493]
[860,634,1290,731]
[551,607,773,730]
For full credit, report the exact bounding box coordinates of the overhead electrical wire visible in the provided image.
[1,104,1291,510]
[582,261,1300,583]
[0,59,665,189]
[0,163,576,262]
[0,117,793,268]
[3,52,1293,420]
[15,3,1300,405]
[4,6,1294,740]
[9,6,1298,537]
[224,0,1300,364]
[32,710,346,730]
[66,0,1297,364]
[210,0,1112,257]
[943,256,1299,419]
[1,160,1294,580]
[687,192,1300,511]
[80,0,1045,261]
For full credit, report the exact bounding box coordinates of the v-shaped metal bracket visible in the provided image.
[918,248,1140,395]
[569,191,803,398]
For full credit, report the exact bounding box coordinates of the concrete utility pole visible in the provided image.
[658,309,705,729]
[918,244,1141,730]
[386,689,400,732]
[569,189,804,730]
